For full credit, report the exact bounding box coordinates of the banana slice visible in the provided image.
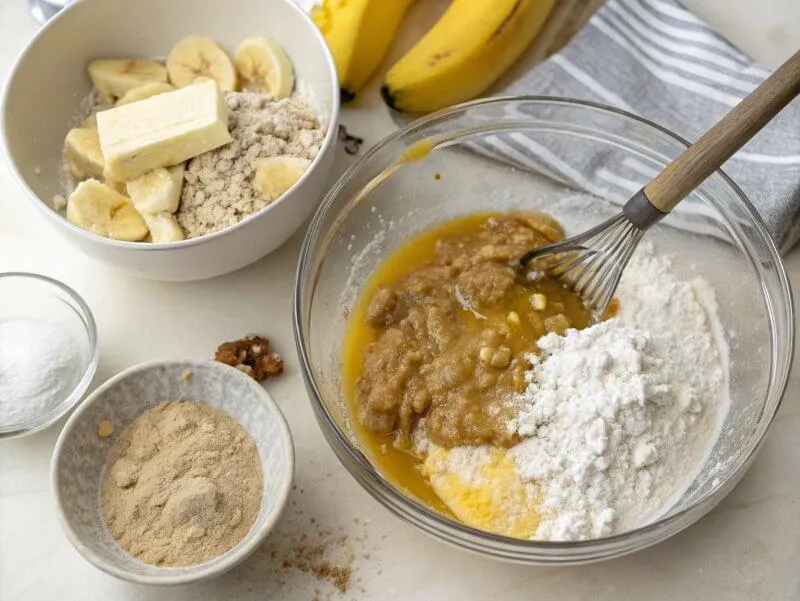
[116,82,175,106]
[66,179,123,235]
[167,36,237,91]
[87,59,168,103]
[83,114,98,128]
[126,164,185,214]
[234,37,294,97]
[105,178,127,194]
[108,204,149,241]
[66,179,148,241]
[253,156,310,203]
[143,212,185,243]
[64,126,105,179]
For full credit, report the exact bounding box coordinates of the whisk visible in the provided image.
[519,49,800,319]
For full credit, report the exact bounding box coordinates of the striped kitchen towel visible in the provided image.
[493,0,800,252]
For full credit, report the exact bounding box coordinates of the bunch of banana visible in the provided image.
[313,0,556,113]
[311,0,414,102]
[384,0,556,113]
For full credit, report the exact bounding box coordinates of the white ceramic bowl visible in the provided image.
[51,359,294,585]
[1,0,339,281]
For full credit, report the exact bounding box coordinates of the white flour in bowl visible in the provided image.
[0,318,82,427]
[415,244,730,541]
[513,245,729,540]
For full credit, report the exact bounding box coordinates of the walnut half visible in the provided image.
[214,335,284,382]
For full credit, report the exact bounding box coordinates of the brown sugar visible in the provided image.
[100,400,263,566]
[260,513,378,599]
[289,542,352,593]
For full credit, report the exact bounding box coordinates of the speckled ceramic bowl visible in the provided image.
[51,359,294,585]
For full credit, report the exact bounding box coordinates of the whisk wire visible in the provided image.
[579,220,636,295]
[520,212,645,318]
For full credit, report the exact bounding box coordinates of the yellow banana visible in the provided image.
[382,0,556,114]
[312,0,414,102]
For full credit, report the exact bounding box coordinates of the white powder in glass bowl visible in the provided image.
[0,318,82,427]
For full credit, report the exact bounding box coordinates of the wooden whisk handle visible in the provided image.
[644,49,800,214]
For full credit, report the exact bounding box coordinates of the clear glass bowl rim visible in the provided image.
[293,95,795,561]
[0,271,99,439]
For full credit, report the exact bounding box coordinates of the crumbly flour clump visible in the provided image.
[101,400,263,566]
[177,92,325,238]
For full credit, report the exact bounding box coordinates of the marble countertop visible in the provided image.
[1,1,799,599]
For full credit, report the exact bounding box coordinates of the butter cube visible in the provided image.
[96,80,232,182]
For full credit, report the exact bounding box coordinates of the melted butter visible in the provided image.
[341,212,592,528]
[423,447,541,538]
[398,138,436,164]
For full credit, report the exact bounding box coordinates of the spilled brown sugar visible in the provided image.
[256,486,386,601]
[285,538,352,593]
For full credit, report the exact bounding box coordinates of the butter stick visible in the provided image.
[97,79,232,182]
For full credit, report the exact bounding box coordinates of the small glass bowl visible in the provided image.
[0,273,98,438]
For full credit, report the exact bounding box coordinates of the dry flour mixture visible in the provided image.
[418,245,729,541]
[177,91,325,238]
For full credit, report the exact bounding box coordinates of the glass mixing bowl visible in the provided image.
[294,97,794,564]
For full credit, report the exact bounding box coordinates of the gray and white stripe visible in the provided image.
[491,0,800,251]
